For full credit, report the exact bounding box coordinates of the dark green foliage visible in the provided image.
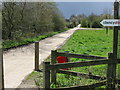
[2,32,58,50]
[2,28,68,50]
[2,2,66,49]
[2,2,66,38]
[67,13,113,28]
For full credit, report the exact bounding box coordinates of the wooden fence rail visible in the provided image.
[43,50,120,89]
[57,70,106,80]
[56,51,107,60]
[50,80,107,90]
[49,59,120,70]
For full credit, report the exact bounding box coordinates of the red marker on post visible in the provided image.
[56,51,70,70]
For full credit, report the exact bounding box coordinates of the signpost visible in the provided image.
[100,19,120,26]
[100,2,119,59]
[100,1,119,89]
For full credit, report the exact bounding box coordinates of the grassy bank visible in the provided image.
[2,29,68,51]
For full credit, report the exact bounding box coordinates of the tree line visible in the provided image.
[67,12,113,28]
[2,2,120,49]
[2,2,66,41]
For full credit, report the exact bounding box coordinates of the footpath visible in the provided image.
[3,27,79,88]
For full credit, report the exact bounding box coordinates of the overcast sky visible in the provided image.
[57,2,113,19]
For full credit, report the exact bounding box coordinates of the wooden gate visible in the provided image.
[43,50,120,89]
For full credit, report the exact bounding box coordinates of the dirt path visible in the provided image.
[3,27,79,88]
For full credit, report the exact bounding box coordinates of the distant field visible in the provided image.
[53,29,120,88]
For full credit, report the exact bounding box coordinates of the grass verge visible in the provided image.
[2,28,69,51]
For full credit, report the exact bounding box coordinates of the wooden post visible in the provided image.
[0,49,4,90]
[106,27,108,35]
[113,1,119,58]
[35,41,39,71]
[43,62,50,89]
[107,1,119,89]
[51,50,57,84]
[107,53,116,90]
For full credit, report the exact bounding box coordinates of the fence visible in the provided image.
[43,1,120,89]
[43,50,120,89]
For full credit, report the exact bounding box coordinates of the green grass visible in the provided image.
[59,30,113,56]
[2,32,58,50]
[53,29,120,88]
[2,28,69,50]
